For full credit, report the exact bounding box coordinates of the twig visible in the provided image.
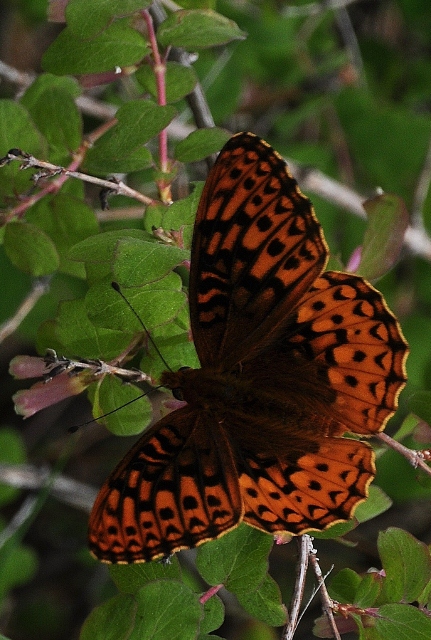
[290,160,431,260]
[0,463,96,512]
[142,9,171,201]
[42,350,153,385]
[412,133,431,228]
[199,584,223,605]
[0,495,40,551]
[308,544,341,640]
[0,277,51,343]
[334,5,367,88]
[376,432,431,477]
[150,3,216,132]
[282,0,361,18]
[282,535,312,640]
[1,150,156,217]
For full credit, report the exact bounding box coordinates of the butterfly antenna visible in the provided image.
[68,384,164,433]
[111,281,173,372]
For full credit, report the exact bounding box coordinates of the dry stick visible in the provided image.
[334,4,367,89]
[412,133,431,228]
[0,463,96,512]
[0,277,51,343]
[2,150,155,221]
[291,161,431,260]
[308,544,342,640]
[282,535,312,640]
[282,0,361,17]
[376,432,431,477]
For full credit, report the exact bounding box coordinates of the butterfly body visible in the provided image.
[89,133,408,564]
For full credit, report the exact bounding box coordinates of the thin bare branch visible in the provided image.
[412,133,431,228]
[1,150,156,209]
[308,545,341,640]
[0,277,51,344]
[282,0,361,18]
[289,159,431,261]
[376,432,431,477]
[0,463,96,512]
[283,535,312,640]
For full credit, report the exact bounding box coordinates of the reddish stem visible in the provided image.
[199,584,223,605]
[142,10,171,202]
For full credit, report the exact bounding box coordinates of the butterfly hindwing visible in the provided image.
[89,408,242,563]
[239,438,375,534]
[286,271,408,435]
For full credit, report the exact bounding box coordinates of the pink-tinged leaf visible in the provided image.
[48,0,68,22]
[346,246,362,273]
[9,356,50,380]
[357,193,409,281]
[313,613,359,637]
[13,371,92,418]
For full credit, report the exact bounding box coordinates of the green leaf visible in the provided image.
[236,574,287,627]
[174,128,231,162]
[20,75,82,163]
[353,485,392,523]
[378,528,431,603]
[109,560,182,595]
[84,101,176,174]
[0,100,45,206]
[86,273,186,333]
[150,184,204,250]
[408,391,431,424]
[27,192,99,278]
[4,221,59,275]
[113,238,189,287]
[42,20,148,75]
[358,194,409,280]
[45,298,131,360]
[373,603,431,639]
[133,580,203,640]
[196,524,272,591]
[0,428,26,507]
[157,10,246,49]
[144,322,198,380]
[136,62,198,104]
[329,568,361,603]
[91,376,152,436]
[80,593,137,640]
[69,230,149,267]
[66,0,152,38]
[200,595,225,634]
[354,571,383,608]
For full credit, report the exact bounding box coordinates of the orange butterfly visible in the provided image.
[89,132,408,563]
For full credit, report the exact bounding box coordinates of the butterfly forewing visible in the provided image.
[189,132,328,368]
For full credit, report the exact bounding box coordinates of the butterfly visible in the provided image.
[88,132,408,563]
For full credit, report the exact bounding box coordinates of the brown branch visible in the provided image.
[376,432,431,477]
[308,545,342,640]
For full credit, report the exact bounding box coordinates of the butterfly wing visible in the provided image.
[89,408,242,563]
[239,438,374,534]
[189,132,328,369]
[285,271,408,435]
